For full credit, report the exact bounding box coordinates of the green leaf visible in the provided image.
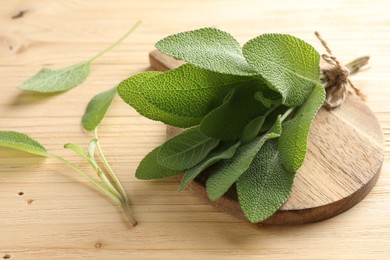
[19,62,91,93]
[178,141,240,191]
[136,146,180,180]
[64,143,87,158]
[158,127,220,171]
[19,22,141,94]
[278,84,325,172]
[236,140,294,223]
[206,117,282,201]
[118,71,201,128]
[254,91,273,108]
[241,115,265,143]
[199,84,267,140]
[156,27,256,76]
[139,64,251,118]
[82,87,117,131]
[260,105,289,133]
[243,34,321,107]
[0,131,48,157]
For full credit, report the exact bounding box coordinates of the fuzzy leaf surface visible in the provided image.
[158,127,220,171]
[139,64,251,118]
[156,27,255,76]
[19,62,90,93]
[237,140,294,223]
[118,71,201,128]
[243,34,320,107]
[199,84,267,140]
[278,85,325,172]
[136,146,180,180]
[0,131,48,157]
[82,87,117,131]
[178,142,240,191]
[206,118,282,201]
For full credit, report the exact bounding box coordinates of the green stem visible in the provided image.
[280,107,294,122]
[94,129,129,204]
[47,153,121,205]
[264,101,281,118]
[88,158,122,200]
[88,21,141,63]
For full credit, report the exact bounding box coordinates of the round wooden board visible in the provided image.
[151,50,385,225]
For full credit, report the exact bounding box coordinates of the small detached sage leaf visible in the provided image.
[206,117,282,201]
[20,63,91,93]
[19,21,141,93]
[236,139,294,223]
[82,86,117,131]
[158,127,220,171]
[243,34,321,107]
[156,27,256,76]
[0,131,49,157]
[136,146,180,180]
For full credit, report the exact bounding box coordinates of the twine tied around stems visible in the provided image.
[315,31,369,109]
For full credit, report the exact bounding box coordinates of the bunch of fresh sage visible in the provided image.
[118,28,325,222]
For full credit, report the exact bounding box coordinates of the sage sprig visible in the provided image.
[0,89,137,227]
[19,21,141,93]
[118,28,325,223]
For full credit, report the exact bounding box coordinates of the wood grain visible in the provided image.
[151,50,384,224]
[1,0,389,259]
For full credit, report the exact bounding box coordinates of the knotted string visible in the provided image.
[315,31,368,109]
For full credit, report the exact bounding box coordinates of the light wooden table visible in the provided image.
[0,1,389,259]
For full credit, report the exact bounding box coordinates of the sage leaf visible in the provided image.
[199,84,267,140]
[156,27,256,76]
[19,21,141,93]
[158,127,220,171]
[178,142,240,191]
[0,131,48,157]
[206,117,282,201]
[243,34,321,107]
[139,64,250,118]
[254,91,273,108]
[136,146,180,180]
[64,143,87,158]
[19,62,90,93]
[118,71,201,128]
[278,84,325,172]
[82,86,117,131]
[241,115,265,143]
[236,140,294,223]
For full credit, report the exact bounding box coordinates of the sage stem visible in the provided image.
[94,129,130,203]
[88,21,141,63]
[48,153,121,205]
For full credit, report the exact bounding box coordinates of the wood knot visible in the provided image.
[95,242,102,249]
[12,9,29,20]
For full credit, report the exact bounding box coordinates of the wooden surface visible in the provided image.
[0,0,389,259]
[155,50,385,225]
